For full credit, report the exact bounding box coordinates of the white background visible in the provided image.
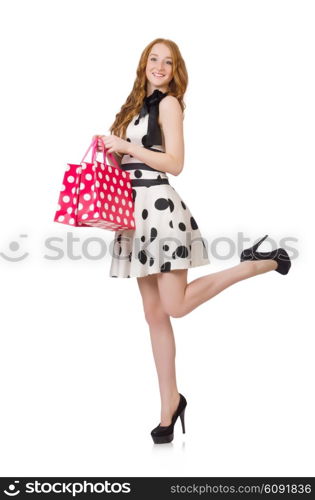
[0,0,314,477]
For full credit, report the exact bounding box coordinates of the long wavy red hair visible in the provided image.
[108,38,188,139]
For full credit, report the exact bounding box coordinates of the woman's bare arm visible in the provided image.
[125,96,184,176]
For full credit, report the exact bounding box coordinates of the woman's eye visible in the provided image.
[150,57,172,64]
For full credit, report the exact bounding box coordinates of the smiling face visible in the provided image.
[145,43,174,96]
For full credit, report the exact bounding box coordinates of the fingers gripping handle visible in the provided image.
[80,138,120,169]
[80,137,106,164]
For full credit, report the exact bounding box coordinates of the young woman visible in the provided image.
[93,38,291,444]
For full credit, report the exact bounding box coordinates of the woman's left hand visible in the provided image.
[99,134,130,155]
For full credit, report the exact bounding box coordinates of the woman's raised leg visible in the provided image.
[156,259,278,318]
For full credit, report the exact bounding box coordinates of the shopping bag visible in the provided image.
[54,138,135,231]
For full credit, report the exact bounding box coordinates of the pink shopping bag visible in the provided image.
[54,138,135,231]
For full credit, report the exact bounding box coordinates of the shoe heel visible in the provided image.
[241,234,269,261]
[252,234,269,252]
[179,408,186,434]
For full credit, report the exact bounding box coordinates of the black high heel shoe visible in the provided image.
[151,393,187,444]
[240,234,291,275]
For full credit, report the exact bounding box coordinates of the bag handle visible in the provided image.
[80,137,121,169]
[80,137,99,163]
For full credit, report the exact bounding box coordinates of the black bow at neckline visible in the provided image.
[144,88,168,107]
[134,89,168,147]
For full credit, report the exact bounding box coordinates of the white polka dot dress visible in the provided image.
[109,89,210,278]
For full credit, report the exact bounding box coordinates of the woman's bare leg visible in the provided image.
[157,259,278,318]
[136,260,277,424]
[137,274,180,426]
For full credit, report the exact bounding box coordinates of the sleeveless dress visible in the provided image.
[109,89,210,278]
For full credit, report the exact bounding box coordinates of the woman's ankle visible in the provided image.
[160,391,180,422]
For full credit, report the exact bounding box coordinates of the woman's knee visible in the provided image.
[137,278,169,324]
[162,304,184,318]
[144,303,170,325]
[156,270,187,318]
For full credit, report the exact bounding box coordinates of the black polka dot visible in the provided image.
[172,245,189,259]
[119,246,122,256]
[181,201,186,209]
[117,234,122,243]
[150,227,158,242]
[138,250,147,265]
[149,257,154,266]
[168,198,175,212]
[178,222,186,231]
[126,138,131,142]
[169,220,173,228]
[132,189,137,202]
[162,244,169,251]
[155,198,169,210]
[161,262,171,272]
[142,209,148,219]
[134,170,142,178]
[191,216,198,230]
[141,235,145,242]
[128,252,132,262]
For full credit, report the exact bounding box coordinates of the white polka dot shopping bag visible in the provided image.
[54,138,135,230]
